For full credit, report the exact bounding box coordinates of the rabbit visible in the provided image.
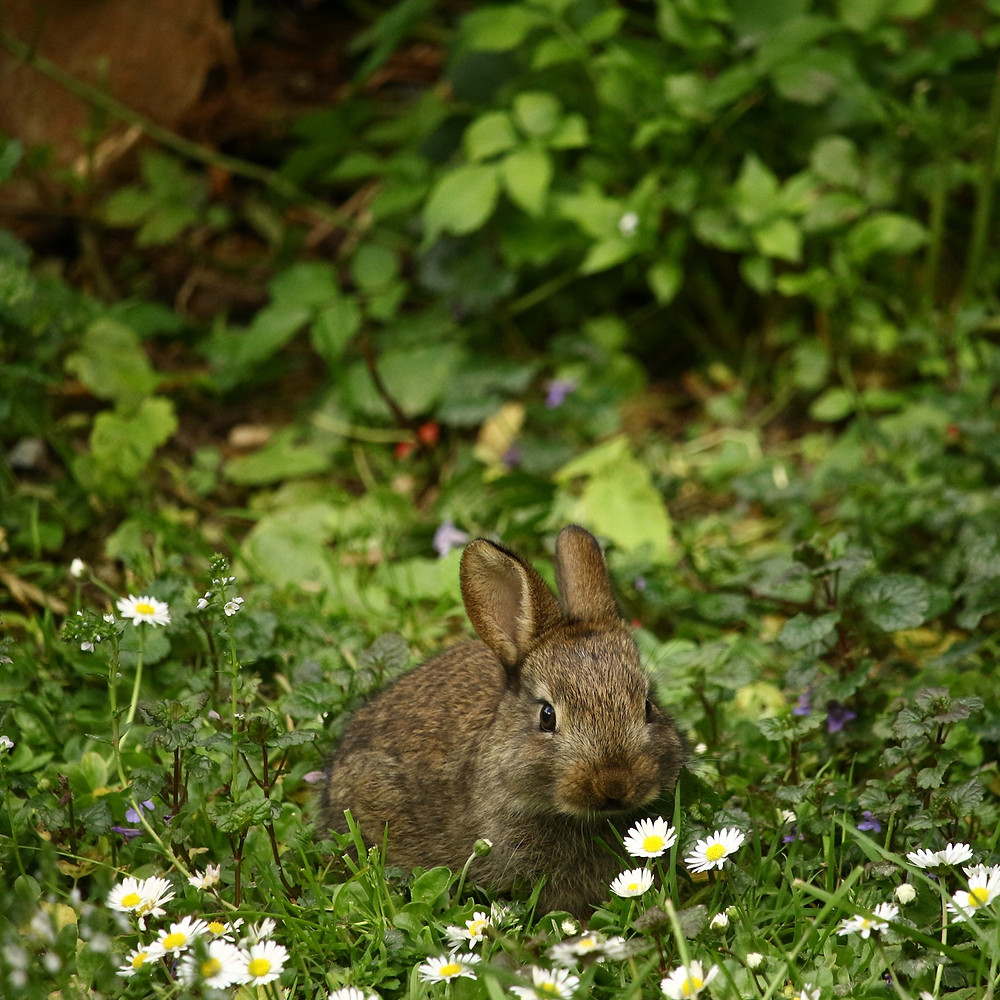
[319,525,685,917]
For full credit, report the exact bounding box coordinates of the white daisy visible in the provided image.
[623,816,677,858]
[660,960,718,999]
[549,931,630,966]
[610,867,654,898]
[328,989,381,1000]
[178,938,246,989]
[241,939,288,985]
[155,916,209,955]
[187,864,222,889]
[511,966,580,999]
[240,917,277,944]
[116,942,164,978]
[418,953,480,983]
[116,594,171,627]
[106,875,175,929]
[963,863,1000,882]
[709,912,729,930]
[937,843,974,866]
[745,953,764,970]
[684,828,746,873]
[895,883,917,904]
[948,869,1000,923]
[835,902,897,938]
[445,911,492,948]
[906,848,940,868]
[206,917,243,939]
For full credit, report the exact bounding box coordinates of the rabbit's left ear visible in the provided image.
[553,525,620,624]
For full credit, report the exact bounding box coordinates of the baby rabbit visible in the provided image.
[320,525,685,916]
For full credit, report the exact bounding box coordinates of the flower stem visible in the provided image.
[125,626,146,726]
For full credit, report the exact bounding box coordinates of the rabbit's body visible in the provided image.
[320,526,685,916]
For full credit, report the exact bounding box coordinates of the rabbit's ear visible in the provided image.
[554,525,620,623]
[461,539,563,669]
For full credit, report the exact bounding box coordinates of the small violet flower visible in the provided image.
[826,702,856,733]
[857,811,882,833]
[544,378,577,409]
[433,521,471,559]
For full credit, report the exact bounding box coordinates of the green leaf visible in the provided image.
[555,436,675,564]
[778,612,841,652]
[223,428,332,485]
[65,318,159,406]
[311,295,362,363]
[464,111,519,161]
[270,261,339,307]
[234,303,312,367]
[513,91,562,138]
[847,212,929,264]
[422,164,500,242]
[733,155,781,227]
[549,113,590,149]
[810,135,862,188]
[809,387,855,422]
[501,147,553,216]
[409,867,452,905]
[647,259,683,304]
[752,217,802,262]
[580,237,635,275]
[853,574,932,632]
[350,245,398,291]
[462,5,545,51]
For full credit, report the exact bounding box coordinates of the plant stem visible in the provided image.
[125,626,146,725]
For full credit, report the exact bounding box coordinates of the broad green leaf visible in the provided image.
[501,147,553,216]
[408,867,452,906]
[853,574,932,632]
[733,155,781,227]
[223,428,331,485]
[809,386,855,422]
[555,437,675,564]
[580,237,635,274]
[752,217,802,262]
[234,303,312,367]
[422,164,500,241]
[778,612,841,652]
[847,212,929,263]
[513,91,563,138]
[461,6,545,51]
[464,111,519,161]
[647,259,683,303]
[65,318,159,406]
[810,135,861,188]
[350,244,399,291]
[269,261,339,307]
[311,296,362,364]
[548,113,590,149]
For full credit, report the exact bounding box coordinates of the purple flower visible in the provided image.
[792,690,812,717]
[544,378,577,409]
[782,825,804,843]
[857,810,882,833]
[634,576,647,592]
[113,799,155,840]
[826,702,856,733]
[433,521,471,558]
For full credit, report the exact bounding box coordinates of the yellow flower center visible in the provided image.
[247,957,272,978]
[438,963,462,978]
[201,957,222,977]
[120,892,142,909]
[131,951,148,970]
[643,835,665,852]
[162,932,186,951]
[577,936,598,951]
[468,919,487,936]
[135,602,156,616]
[704,843,726,862]
[208,921,226,936]
[969,887,990,908]
[539,981,558,995]
[682,976,704,997]
[627,881,641,892]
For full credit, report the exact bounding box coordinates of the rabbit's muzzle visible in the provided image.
[557,755,661,816]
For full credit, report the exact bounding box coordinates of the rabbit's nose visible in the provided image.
[591,768,639,810]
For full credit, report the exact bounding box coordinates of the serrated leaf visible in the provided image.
[778,612,841,651]
[65,318,159,406]
[853,574,931,632]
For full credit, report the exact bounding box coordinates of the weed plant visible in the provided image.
[2,1,1000,998]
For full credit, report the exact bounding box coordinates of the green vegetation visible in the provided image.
[1,1,1000,998]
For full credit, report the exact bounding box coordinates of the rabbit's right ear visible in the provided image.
[461,539,563,669]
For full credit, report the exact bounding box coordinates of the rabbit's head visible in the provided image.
[461,525,684,821]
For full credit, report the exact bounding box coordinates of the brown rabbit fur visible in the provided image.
[320,525,685,916]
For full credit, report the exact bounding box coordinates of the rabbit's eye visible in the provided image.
[645,699,654,723]
[539,702,557,732]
